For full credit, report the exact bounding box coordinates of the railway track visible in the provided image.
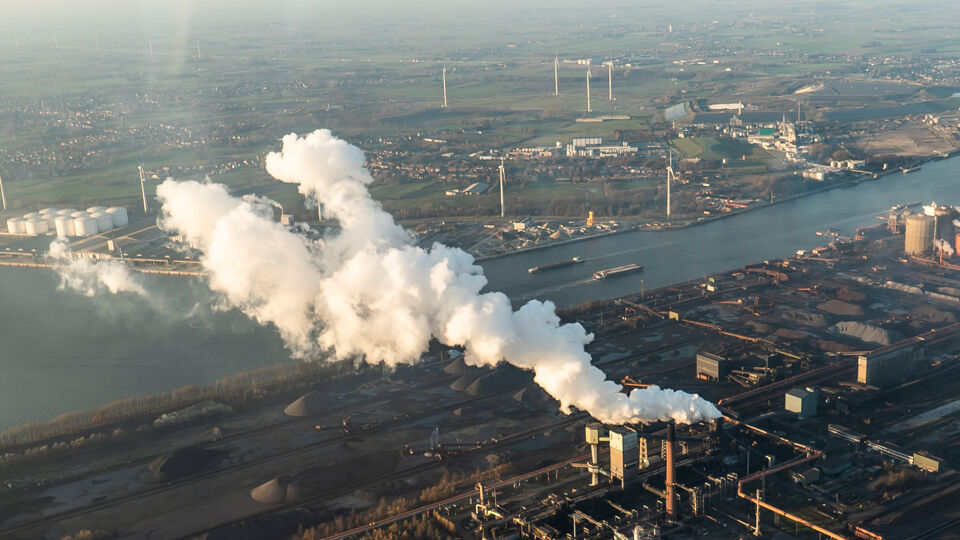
[0,370,438,497]
[0,383,529,538]
[176,414,588,540]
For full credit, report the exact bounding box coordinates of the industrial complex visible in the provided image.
[2,197,960,539]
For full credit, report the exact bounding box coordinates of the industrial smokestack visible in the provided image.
[0,172,7,212]
[498,158,506,218]
[665,421,677,520]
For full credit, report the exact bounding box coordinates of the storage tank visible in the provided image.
[24,218,49,235]
[86,206,107,214]
[54,216,76,237]
[905,214,935,256]
[106,207,129,228]
[57,208,79,216]
[39,207,58,215]
[74,216,99,237]
[90,212,114,232]
[6,217,26,234]
[23,212,42,221]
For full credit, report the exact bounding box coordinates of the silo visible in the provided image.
[86,206,107,214]
[6,217,25,234]
[57,208,79,216]
[905,214,935,256]
[74,216,99,237]
[54,216,76,237]
[24,218,49,235]
[106,207,129,228]
[90,212,114,232]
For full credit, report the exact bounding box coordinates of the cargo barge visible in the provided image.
[528,256,583,274]
[593,263,644,280]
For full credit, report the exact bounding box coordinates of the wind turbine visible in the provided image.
[498,158,506,218]
[585,68,592,113]
[666,150,676,218]
[0,171,7,212]
[554,53,559,96]
[138,165,149,214]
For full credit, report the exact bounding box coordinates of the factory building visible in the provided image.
[608,428,638,488]
[912,451,943,473]
[857,341,923,389]
[565,137,638,158]
[696,351,729,381]
[904,214,934,256]
[784,387,818,419]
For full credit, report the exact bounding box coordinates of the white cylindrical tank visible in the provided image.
[86,206,107,214]
[106,207,129,228]
[57,208,79,216]
[55,216,76,237]
[40,207,59,215]
[23,212,42,220]
[6,217,26,234]
[90,212,114,232]
[70,211,87,218]
[74,216,99,237]
[24,218,49,235]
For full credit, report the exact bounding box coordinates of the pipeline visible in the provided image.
[725,416,846,539]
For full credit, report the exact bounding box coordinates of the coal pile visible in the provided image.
[148,447,225,482]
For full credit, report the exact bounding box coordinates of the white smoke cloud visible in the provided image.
[156,129,720,425]
[48,240,148,297]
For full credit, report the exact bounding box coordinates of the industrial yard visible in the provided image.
[2,201,960,539]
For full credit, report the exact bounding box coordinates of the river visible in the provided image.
[0,156,958,430]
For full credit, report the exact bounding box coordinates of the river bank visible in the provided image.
[474,150,953,263]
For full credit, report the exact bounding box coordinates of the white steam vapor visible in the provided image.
[156,129,720,425]
[48,240,148,297]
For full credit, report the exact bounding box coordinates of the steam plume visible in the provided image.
[48,240,148,297]
[156,129,720,425]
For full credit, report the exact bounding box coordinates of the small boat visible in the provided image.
[528,257,583,274]
[593,264,644,280]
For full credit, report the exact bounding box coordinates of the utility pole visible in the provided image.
[138,165,148,214]
[196,40,201,60]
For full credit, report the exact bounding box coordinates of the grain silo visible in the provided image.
[90,212,114,232]
[24,218,49,235]
[74,215,99,237]
[106,206,129,227]
[905,214,935,256]
[6,217,25,234]
[54,215,76,237]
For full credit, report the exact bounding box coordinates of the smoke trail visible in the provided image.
[47,240,148,297]
[156,130,720,425]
